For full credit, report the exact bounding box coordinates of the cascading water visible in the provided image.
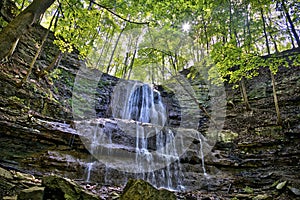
[79,79,209,190]
[111,81,184,190]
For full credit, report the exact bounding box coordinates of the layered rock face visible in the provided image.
[0,17,300,200]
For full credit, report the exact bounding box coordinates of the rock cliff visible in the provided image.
[0,16,300,200]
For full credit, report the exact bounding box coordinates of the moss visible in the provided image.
[8,95,25,104]
[120,179,176,200]
[41,101,47,115]
[244,186,254,194]
[254,126,282,137]
[42,175,98,200]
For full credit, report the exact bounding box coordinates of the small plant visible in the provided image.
[244,186,254,194]
[50,68,62,80]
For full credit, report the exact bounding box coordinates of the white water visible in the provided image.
[197,132,207,176]
[111,81,185,189]
[82,80,207,190]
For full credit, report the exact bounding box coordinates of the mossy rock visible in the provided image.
[42,175,99,200]
[0,167,14,180]
[120,179,176,200]
[17,186,44,200]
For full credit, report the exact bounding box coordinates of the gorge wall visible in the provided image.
[0,20,300,199]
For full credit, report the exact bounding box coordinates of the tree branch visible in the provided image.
[91,0,149,25]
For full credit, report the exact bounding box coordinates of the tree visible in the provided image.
[279,0,300,47]
[260,4,283,125]
[0,0,55,60]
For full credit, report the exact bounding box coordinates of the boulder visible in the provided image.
[0,167,13,180]
[17,187,44,200]
[42,175,99,200]
[276,181,287,190]
[288,186,300,196]
[120,179,176,200]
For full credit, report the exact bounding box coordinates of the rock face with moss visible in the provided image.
[42,175,99,200]
[120,179,176,200]
[0,3,300,200]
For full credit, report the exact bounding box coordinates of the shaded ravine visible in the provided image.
[0,23,299,200]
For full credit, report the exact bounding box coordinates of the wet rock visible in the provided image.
[0,167,13,180]
[252,194,270,200]
[3,196,17,200]
[288,186,300,196]
[276,181,287,190]
[17,186,44,200]
[42,175,99,200]
[120,179,176,200]
[218,130,238,143]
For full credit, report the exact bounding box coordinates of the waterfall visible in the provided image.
[117,82,167,126]
[197,132,207,176]
[110,81,184,190]
[78,79,209,190]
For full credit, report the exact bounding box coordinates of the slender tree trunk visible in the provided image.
[161,54,165,81]
[127,35,140,80]
[0,0,55,60]
[20,0,26,10]
[126,49,136,80]
[270,71,282,125]
[201,12,209,54]
[106,26,126,73]
[113,55,121,77]
[19,6,57,86]
[95,27,113,68]
[281,0,300,47]
[261,7,282,125]
[246,4,252,52]
[260,8,270,54]
[169,56,176,72]
[285,16,295,48]
[228,0,233,40]
[266,9,280,52]
[122,52,129,79]
[38,51,63,78]
[240,78,251,111]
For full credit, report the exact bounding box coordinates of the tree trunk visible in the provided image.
[19,6,57,86]
[106,26,125,73]
[285,16,295,48]
[38,51,63,78]
[95,27,113,68]
[122,52,129,79]
[261,6,282,125]
[161,54,165,81]
[126,49,136,80]
[270,71,282,125]
[240,78,251,111]
[260,8,270,55]
[0,0,55,60]
[281,0,300,47]
[245,4,252,52]
[228,0,233,40]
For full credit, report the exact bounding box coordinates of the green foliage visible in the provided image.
[20,0,298,83]
[54,0,102,58]
[209,41,261,86]
[267,57,289,74]
[244,186,254,194]
[0,17,8,30]
[49,68,62,80]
